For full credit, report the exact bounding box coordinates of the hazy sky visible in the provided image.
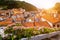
[20,0,60,9]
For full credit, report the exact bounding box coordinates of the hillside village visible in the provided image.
[0,1,60,40]
[0,8,60,28]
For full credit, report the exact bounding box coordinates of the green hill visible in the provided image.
[0,1,37,11]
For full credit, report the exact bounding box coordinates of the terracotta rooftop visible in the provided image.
[42,14,60,23]
[23,21,51,28]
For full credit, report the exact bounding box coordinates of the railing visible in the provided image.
[21,31,60,40]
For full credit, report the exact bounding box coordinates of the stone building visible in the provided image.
[53,21,60,27]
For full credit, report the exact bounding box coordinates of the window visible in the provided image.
[57,24,59,27]
[6,13,9,15]
[53,25,55,27]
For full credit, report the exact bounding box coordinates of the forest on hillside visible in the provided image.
[0,0,37,11]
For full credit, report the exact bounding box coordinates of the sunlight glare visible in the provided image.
[20,0,60,9]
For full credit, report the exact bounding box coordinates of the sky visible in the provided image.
[20,0,60,9]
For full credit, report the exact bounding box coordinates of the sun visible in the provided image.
[38,0,55,9]
[42,3,54,9]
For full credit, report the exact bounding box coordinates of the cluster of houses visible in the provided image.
[0,8,60,28]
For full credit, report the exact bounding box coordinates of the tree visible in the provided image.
[0,1,37,11]
[53,2,60,13]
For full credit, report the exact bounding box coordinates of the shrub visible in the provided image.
[4,27,58,40]
[4,27,35,40]
[15,23,22,26]
[0,35,2,40]
[39,28,55,34]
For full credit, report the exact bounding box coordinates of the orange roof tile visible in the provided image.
[39,21,51,28]
[23,21,51,28]
[23,22,34,27]
[42,14,59,23]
